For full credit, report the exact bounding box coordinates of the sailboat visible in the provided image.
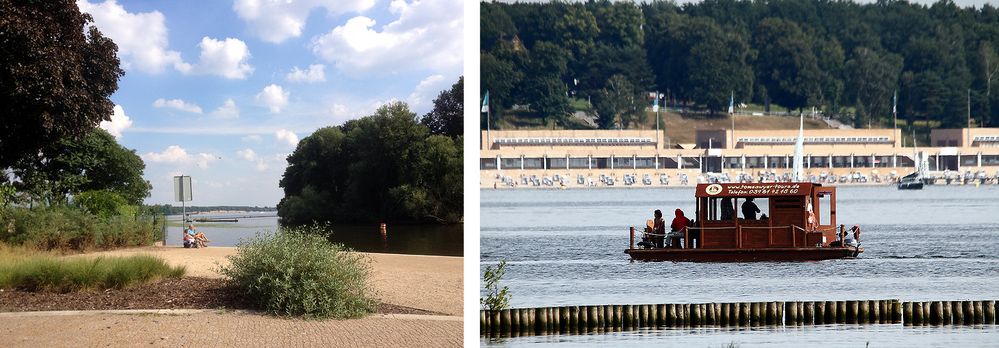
[898,130,925,190]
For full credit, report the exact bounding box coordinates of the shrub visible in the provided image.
[219,226,376,319]
[0,248,185,293]
[74,190,131,219]
[481,260,511,311]
[0,206,157,251]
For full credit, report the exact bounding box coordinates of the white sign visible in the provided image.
[174,176,192,202]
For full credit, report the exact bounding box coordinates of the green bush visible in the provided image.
[219,227,376,319]
[0,206,157,251]
[74,190,131,219]
[0,252,185,293]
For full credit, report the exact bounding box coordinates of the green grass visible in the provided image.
[219,226,376,319]
[0,245,184,293]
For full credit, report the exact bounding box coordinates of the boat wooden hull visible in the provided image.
[625,246,863,262]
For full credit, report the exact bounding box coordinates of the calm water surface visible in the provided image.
[481,185,999,346]
[166,213,462,256]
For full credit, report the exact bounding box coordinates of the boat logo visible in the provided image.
[705,184,723,196]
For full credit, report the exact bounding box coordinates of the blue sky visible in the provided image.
[81,0,463,207]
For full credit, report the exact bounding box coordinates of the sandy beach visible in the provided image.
[78,246,463,316]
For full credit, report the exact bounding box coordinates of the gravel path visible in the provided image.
[0,311,462,347]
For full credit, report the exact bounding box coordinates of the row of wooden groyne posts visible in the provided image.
[480,300,998,336]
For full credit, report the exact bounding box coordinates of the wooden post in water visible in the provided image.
[903,302,913,325]
[974,301,984,325]
[700,304,708,326]
[943,301,953,325]
[836,301,846,324]
[638,305,649,327]
[879,300,888,324]
[787,302,798,326]
[481,310,487,334]
[619,305,630,330]
[952,301,964,325]
[525,308,534,334]
[720,303,730,326]
[705,303,715,325]
[510,308,521,335]
[825,301,836,324]
[891,300,902,323]
[776,302,784,326]
[656,304,666,327]
[765,302,777,326]
[750,302,761,326]
[601,305,610,329]
[930,301,943,326]
[665,304,676,327]
[963,301,974,325]
[536,308,547,334]
[590,306,600,330]
[868,300,877,323]
[651,304,660,327]
[739,302,750,326]
[858,301,869,324]
[985,300,995,325]
[847,301,858,324]
[729,302,739,326]
[612,305,621,328]
[804,301,815,325]
[690,304,701,327]
[914,302,925,326]
[501,309,512,335]
[491,310,501,335]
[684,304,692,326]
[815,301,826,325]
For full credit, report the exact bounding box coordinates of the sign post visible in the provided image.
[173,176,192,246]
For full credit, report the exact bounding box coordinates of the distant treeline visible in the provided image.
[481,0,999,130]
[146,204,276,215]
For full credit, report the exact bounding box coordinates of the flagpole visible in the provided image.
[893,90,898,147]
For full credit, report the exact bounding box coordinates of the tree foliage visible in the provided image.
[278,92,463,226]
[482,0,999,130]
[0,0,124,168]
[12,129,151,206]
[421,76,463,139]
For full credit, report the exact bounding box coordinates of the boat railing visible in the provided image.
[630,224,847,250]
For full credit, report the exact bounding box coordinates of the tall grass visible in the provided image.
[0,245,184,292]
[219,226,376,319]
[0,206,158,251]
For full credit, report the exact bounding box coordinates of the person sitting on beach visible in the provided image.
[670,209,688,249]
[183,226,198,248]
[187,225,211,248]
[742,198,761,220]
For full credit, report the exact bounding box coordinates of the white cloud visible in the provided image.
[275,129,299,147]
[254,160,269,172]
[241,134,263,143]
[99,104,133,139]
[232,0,376,43]
[310,0,462,74]
[194,37,253,79]
[256,84,290,113]
[211,98,240,118]
[142,145,218,168]
[330,103,350,118]
[236,148,258,161]
[286,64,326,83]
[78,0,192,74]
[407,74,447,110]
[153,98,203,114]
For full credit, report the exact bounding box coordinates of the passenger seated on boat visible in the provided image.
[720,197,734,220]
[670,209,688,249]
[760,213,768,221]
[651,210,666,248]
[742,198,761,220]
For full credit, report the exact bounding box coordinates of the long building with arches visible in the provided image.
[479,127,999,188]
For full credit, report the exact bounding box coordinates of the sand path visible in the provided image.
[80,246,463,316]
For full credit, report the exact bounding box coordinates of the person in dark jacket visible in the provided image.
[742,197,761,220]
[670,209,688,248]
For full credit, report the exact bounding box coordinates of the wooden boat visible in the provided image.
[625,182,863,262]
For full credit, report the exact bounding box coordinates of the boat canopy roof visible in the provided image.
[695,182,820,198]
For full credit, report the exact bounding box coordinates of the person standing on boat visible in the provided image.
[721,197,734,220]
[652,210,666,248]
[742,198,761,220]
[670,209,689,249]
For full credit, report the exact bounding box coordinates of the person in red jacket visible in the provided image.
[670,209,688,249]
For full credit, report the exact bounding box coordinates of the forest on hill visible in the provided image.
[480,0,999,132]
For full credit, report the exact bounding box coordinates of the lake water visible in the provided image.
[480,185,999,346]
[166,213,462,256]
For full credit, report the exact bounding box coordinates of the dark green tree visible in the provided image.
[845,47,903,128]
[421,76,463,139]
[753,18,821,113]
[0,0,124,168]
[594,74,643,129]
[12,129,150,205]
